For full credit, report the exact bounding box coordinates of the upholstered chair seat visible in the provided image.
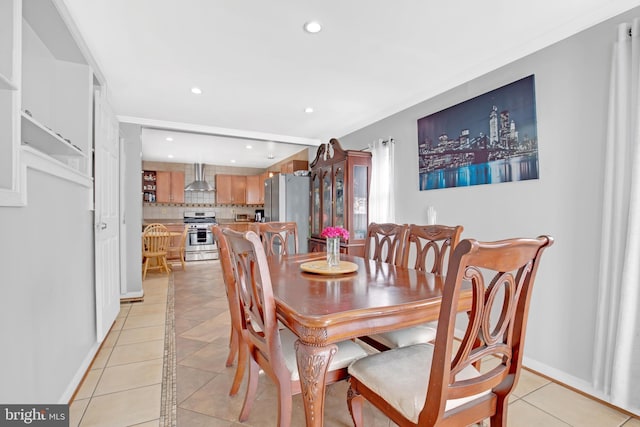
[348,343,489,424]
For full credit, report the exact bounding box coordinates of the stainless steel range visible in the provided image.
[183,210,218,261]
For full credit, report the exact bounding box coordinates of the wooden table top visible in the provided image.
[268,253,469,345]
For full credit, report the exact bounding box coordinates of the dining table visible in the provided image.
[267,252,473,427]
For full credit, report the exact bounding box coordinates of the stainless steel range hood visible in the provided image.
[184,163,214,191]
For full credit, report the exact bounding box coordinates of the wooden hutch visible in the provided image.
[308,138,372,256]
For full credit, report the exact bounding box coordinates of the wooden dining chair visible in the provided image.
[211,225,247,396]
[166,225,188,270]
[347,235,554,427]
[142,223,172,280]
[222,228,368,427]
[363,222,409,266]
[361,224,464,351]
[253,221,299,256]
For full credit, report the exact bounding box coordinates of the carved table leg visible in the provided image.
[294,340,338,427]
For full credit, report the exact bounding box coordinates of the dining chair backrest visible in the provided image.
[422,235,554,425]
[347,235,554,426]
[253,221,299,256]
[401,224,463,275]
[167,225,189,270]
[141,223,172,280]
[211,225,247,396]
[142,223,171,254]
[364,222,408,266]
[222,227,367,426]
[223,228,283,363]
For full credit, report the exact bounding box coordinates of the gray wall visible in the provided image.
[0,169,96,403]
[120,123,143,297]
[340,6,638,408]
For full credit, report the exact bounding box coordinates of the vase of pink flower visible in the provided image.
[320,226,349,267]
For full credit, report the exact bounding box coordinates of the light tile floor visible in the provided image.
[70,261,640,427]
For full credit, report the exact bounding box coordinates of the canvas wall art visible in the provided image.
[417,75,539,190]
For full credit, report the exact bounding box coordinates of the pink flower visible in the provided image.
[321,226,349,240]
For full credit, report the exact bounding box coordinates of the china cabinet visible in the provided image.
[308,138,371,256]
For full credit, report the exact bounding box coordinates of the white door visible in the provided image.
[94,89,121,342]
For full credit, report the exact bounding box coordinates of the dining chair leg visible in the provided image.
[347,385,365,427]
[239,357,260,422]
[142,258,150,280]
[229,336,247,396]
[161,256,171,275]
[226,325,238,367]
[490,394,508,427]
[276,383,293,427]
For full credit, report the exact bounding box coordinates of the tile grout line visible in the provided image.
[160,273,177,427]
[76,306,131,427]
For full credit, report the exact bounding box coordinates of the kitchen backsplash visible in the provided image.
[143,204,259,221]
[142,160,265,220]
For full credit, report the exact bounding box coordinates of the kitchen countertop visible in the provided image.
[143,218,259,226]
[143,219,184,226]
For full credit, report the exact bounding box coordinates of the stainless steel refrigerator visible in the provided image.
[264,174,310,253]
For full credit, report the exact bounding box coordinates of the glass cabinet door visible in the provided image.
[321,166,332,232]
[352,164,369,240]
[311,171,321,236]
[334,162,345,229]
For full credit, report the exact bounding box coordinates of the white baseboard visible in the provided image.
[523,356,639,417]
[120,290,144,300]
[59,341,100,404]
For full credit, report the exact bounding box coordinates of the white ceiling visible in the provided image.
[140,127,309,168]
[63,0,640,168]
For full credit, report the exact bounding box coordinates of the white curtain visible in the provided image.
[369,139,395,223]
[593,18,640,414]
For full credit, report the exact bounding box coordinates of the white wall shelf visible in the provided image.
[0,73,17,91]
[21,111,87,158]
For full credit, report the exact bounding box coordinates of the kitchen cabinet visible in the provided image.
[216,174,246,204]
[219,222,251,232]
[156,171,184,203]
[308,138,371,256]
[280,160,308,174]
[246,174,261,205]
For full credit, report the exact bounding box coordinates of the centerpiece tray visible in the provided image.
[300,260,358,275]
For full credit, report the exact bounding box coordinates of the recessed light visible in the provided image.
[230,159,236,163]
[305,107,314,113]
[191,87,202,94]
[303,21,322,34]
[168,154,174,158]
[166,137,173,142]
[246,145,253,149]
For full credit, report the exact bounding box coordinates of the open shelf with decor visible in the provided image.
[21,111,85,156]
[20,0,94,178]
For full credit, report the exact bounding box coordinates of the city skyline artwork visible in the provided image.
[417,74,539,190]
